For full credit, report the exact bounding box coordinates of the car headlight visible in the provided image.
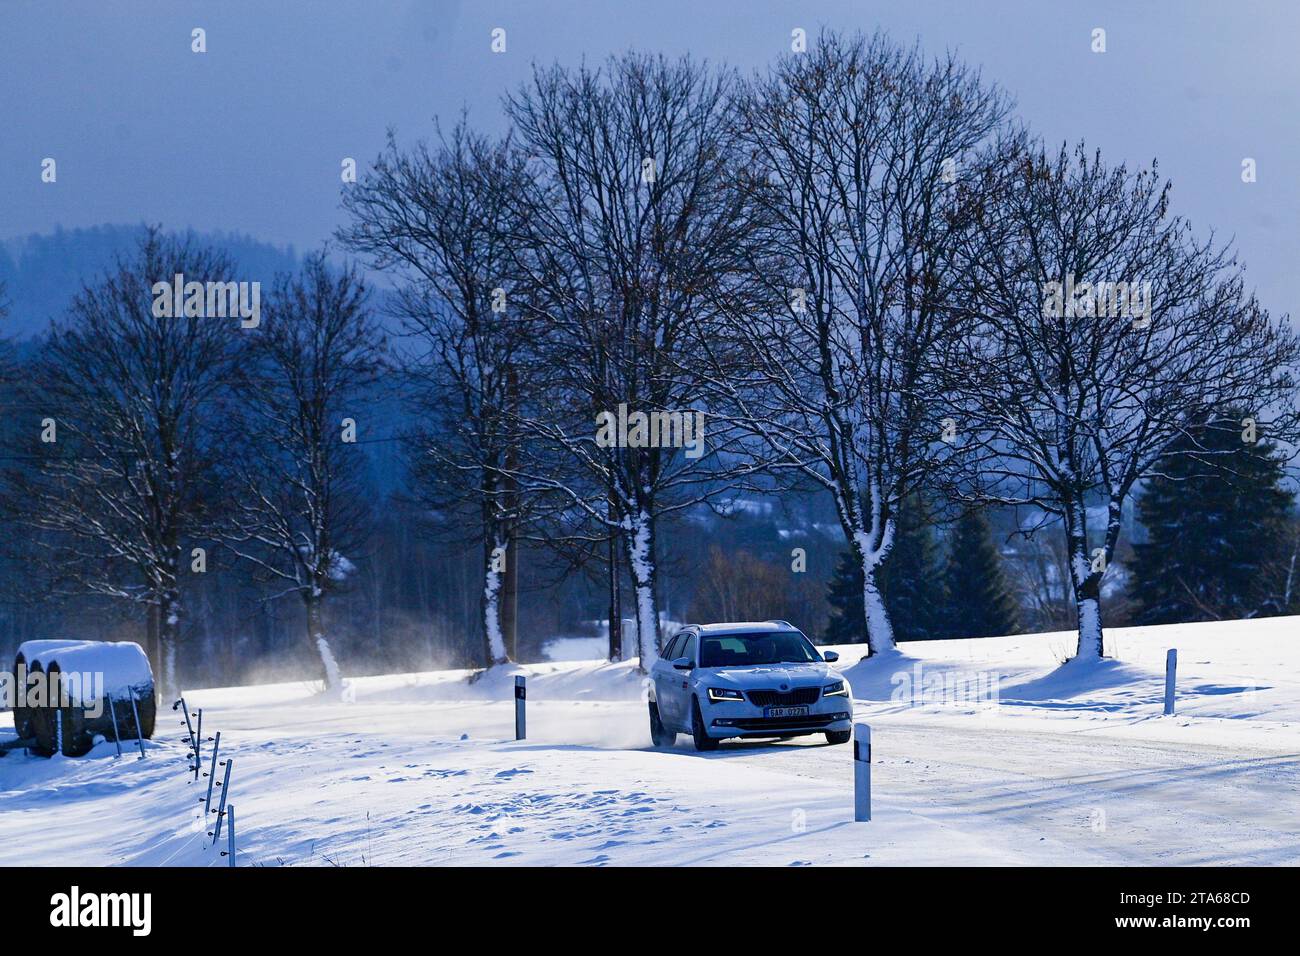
[823,680,848,697]
[707,687,745,702]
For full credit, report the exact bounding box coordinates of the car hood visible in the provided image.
[707,662,835,687]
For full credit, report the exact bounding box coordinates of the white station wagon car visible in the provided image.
[648,621,853,751]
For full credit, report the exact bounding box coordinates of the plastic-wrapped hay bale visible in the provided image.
[29,641,155,757]
[12,639,85,743]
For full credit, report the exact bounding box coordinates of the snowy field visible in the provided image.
[2,617,1299,866]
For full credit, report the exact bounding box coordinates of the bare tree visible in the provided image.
[502,52,761,668]
[221,253,385,691]
[699,31,1010,655]
[339,121,536,668]
[9,228,238,696]
[953,142,1300,660]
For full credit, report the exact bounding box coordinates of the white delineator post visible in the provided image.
[514,675,526,741]
[854,722,871,822]
[1164,648,1177,716]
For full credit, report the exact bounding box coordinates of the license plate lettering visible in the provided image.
[765,705,808,718]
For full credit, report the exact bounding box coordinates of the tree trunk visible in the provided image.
[853,520,897,657]
[625,510,659,671]
[861,559,897,657]
[158,588,181,701]
[1065,496,1105,660]
[1073,578,1104,661]
[481,534,509,667]
[607,527,622,662]
[307,593,342,691]
[502,527,519,661]
[145,603,161,701]
[501,398,521,661]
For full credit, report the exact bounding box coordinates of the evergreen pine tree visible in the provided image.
[879,498,945,641]
[823,496,943,643]
[940,508,1021,639]
[822,550,865,644]
[1133,417,1296,623]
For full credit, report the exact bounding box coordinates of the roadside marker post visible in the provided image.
[1164,648,1177,716]
[50,671,65,757]
[194,709,203,781]
[107,696,122,758]
[514,675,526,741]
[212,757,233,846]
[223,804,236,867]
[203,731,221,815]
[175,697,200,780]
[854,722,871,822]
[174,697,196,754]
[128,689,146,760]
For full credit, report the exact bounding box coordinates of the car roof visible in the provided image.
[686,621,802,636]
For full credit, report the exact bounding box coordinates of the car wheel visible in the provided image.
[649,701,675,747]
[690,698,719,752]
[825,730,851,745]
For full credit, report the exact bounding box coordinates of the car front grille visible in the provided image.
[745,687,821,707]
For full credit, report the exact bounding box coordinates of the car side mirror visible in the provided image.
[672,657,693,671]
[822,650,840,663]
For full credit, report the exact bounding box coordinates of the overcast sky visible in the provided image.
[2,0,1296,313]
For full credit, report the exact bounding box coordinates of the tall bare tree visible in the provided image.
[10,228,238,696]
[339,122,536,668]
[953,142,1300,660]
[699,31,1011,655]
[221,253,385,691]
[501,52,762,668]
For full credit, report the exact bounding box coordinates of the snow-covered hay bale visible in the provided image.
[11,639,85,742]
[25,641,155,757]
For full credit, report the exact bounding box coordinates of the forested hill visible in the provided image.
[0,224,300,339]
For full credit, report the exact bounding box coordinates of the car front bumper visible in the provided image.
[704,698,853,739]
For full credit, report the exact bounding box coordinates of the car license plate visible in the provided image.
[765,705,808,719]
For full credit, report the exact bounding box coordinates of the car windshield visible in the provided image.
[699,631,820,667]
